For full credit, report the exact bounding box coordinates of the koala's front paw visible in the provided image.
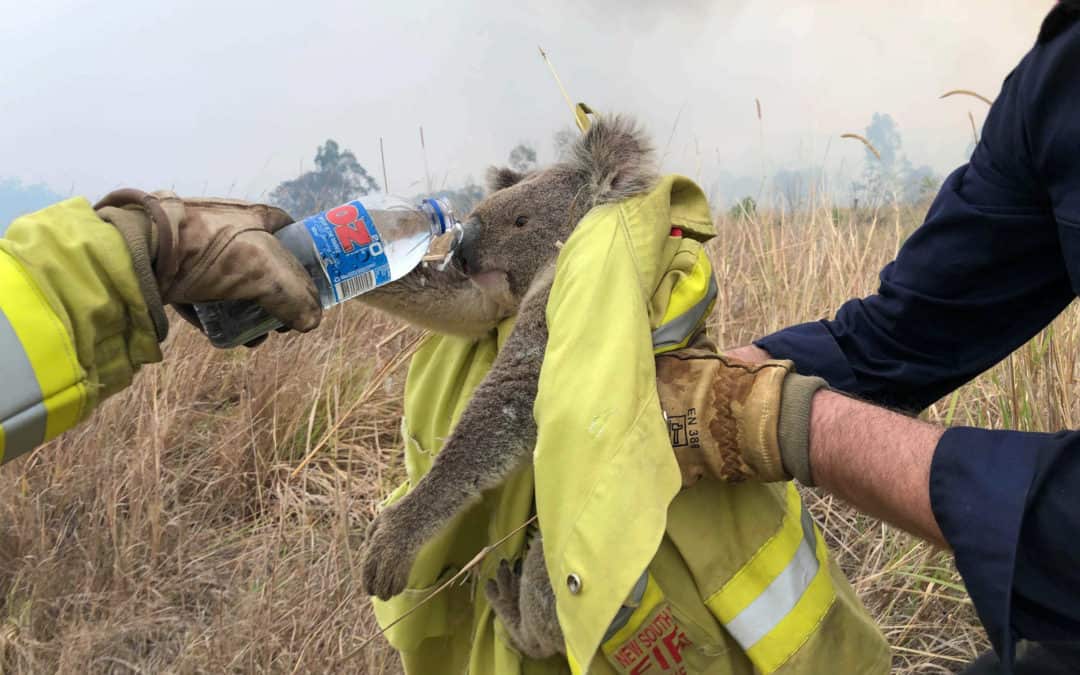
[361,503,423,600]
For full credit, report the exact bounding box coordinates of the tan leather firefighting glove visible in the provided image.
[94,189,322,345]
[655,347,827,487]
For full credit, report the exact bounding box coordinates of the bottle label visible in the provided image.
[303,200,392,303]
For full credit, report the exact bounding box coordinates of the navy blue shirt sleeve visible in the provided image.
[756,77,1074,411]
[756,11,1080,663]
[932,428,1080,660]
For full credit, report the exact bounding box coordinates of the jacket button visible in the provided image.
[567,573,583,595]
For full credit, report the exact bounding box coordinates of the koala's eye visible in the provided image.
[514,215,529,228]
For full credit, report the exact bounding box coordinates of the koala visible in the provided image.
[360,115,658,659]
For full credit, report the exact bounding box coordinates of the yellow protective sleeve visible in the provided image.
[0,198,163,463]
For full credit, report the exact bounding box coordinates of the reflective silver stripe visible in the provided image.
[724,504,821,650]
[2,401,47,462]
[651,274,719,349]
[601,570,650,644]
[0,306,47,460]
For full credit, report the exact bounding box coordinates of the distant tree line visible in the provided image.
[270,139,496,219]
[271,114,943,226]
[0,179,62,224]
[851,112,939,208]
[270,140,380,216]
[270,136,557,221]
[729,112,942,217]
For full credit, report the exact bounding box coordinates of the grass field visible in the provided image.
[3,199,1073,673]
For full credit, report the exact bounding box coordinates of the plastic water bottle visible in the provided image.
[194,195,460,348]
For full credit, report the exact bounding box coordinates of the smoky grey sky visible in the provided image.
[0,0,1054,206]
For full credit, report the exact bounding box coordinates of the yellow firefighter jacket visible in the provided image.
[371,176,891,674]
[0,199,162,464]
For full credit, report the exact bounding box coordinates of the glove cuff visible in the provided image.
[738,359,795,482]
[777,374,828,486]
[95,189,184,290]
[94,197,169,342]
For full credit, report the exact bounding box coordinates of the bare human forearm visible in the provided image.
[725,345,947,548]
[809,390,946,547]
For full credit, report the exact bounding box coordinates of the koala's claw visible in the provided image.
[485,555,564,659]
[485,559,523,625]
[361,507,419,600]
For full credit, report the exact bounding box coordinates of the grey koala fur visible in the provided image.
[360,115,658,659]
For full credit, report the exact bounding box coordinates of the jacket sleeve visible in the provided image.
[932,428,1080,661]
[754,46,1075,413]
[0,198,162,464]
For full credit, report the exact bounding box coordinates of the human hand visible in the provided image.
[656,345,824,486]
[96,189,322,343]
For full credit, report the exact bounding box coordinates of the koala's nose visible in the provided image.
[457,220,481,275]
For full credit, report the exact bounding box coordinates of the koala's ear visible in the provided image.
[570,115,658,206]
[485,166,528,193]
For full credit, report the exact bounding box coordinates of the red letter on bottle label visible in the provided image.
[326,204,371,253]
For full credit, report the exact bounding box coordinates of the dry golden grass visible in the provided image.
[3,199,1074,673]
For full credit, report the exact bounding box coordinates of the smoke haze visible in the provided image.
[0,0,1054,206]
